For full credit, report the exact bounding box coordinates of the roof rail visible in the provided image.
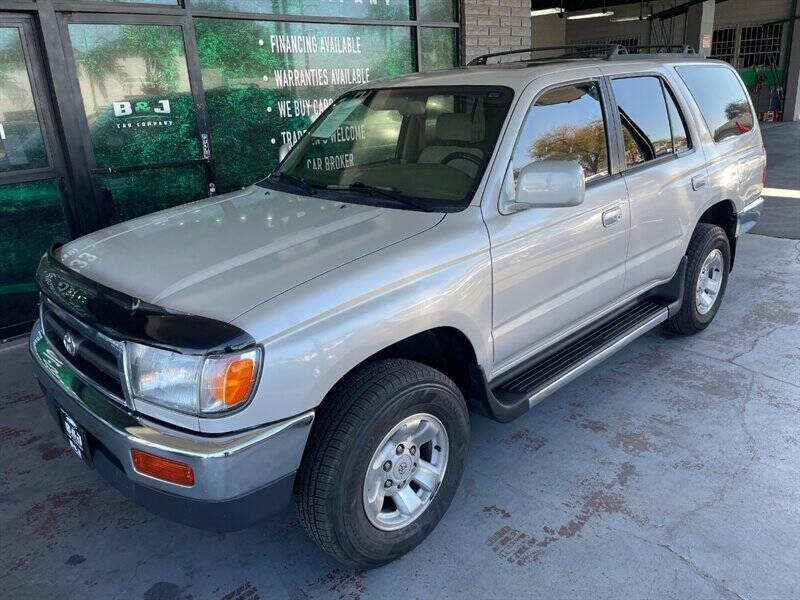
[467,43,699,66]
[467,44,621,66]
[607,44,697,60]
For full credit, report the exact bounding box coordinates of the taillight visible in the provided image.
[762,145,767,187]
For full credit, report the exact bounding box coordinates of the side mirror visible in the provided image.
[502,160,585,213]
[278,143,291,163]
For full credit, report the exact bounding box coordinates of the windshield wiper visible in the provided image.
[324,182,434,212]
[265,171,317,196]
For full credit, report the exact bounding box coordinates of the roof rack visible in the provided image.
[467,44,698,66]
[467,44,618,66]
[607,44,697,60]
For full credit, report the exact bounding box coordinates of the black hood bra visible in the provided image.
[36,244,255,355]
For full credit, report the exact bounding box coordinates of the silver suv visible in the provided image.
[30,46,765,568]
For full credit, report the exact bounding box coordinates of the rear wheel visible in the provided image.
[664,223,731,335]
[294,359,469,568]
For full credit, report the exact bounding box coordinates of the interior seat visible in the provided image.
[417,113,484,177]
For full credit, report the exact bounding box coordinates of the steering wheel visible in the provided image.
[440,151,482,167]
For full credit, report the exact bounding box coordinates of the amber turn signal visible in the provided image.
[199,349,260,414]
[131,449,195,486]
[215,357,255,407]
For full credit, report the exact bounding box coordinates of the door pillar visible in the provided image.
[684,0,715,57]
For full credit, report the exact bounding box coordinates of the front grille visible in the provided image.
[41,300,127,402]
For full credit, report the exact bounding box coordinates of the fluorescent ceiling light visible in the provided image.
[567,10,614,20]
[609,15,642,22]
[531,8,564,16]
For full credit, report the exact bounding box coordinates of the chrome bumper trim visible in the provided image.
[30,320,313,501]
[737,196,764,237]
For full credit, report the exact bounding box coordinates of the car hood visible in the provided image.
[57,185,443,322]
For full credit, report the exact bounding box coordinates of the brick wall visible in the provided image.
[461,0,532,64]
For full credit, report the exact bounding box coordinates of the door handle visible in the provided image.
[692,173,707,190]
[602,206,622,228]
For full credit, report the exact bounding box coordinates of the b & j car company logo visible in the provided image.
[112,99,173,129]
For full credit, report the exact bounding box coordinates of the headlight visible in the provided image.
[124,342,261,415]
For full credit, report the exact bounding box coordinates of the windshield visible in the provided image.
[260,86,514,212]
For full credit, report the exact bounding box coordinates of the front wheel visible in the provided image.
[664,223,731,335]
[294,359,469,568]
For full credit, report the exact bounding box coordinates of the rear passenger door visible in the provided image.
[674,65,763,210]
[486,73,631,372]
[604,72,709,291]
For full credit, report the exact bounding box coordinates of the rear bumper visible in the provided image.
[29,320,313,531]
[737,197,764,236]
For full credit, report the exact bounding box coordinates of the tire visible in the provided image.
[663,223,731,335]
[294,359,469,568]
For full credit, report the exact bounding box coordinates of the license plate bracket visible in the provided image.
[59,408,91,464]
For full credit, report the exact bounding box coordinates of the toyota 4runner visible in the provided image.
[30,45,765,568]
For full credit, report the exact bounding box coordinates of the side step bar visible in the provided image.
[469,300,668,423]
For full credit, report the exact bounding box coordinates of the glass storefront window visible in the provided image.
[68,23,201,169]
[191,0,412,21]
[0,179,68,334]
[418,0,457,22]
[195,18,416,193]
[80,0,178,4]
[0,28,48,173]
[98,164,207,222]
[420,27,457,71]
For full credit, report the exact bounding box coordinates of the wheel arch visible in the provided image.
[697,200,737,269]
[323,326,481,412]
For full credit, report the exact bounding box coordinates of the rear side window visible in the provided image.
[676,65,754,142]
[611,76,674,167]
[513,81,609,181]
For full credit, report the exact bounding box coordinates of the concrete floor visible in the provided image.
[752,121,800,239]
[1,125,799,599]
[1,235,798,599]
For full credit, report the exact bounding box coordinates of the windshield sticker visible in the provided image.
[311,98,363,139]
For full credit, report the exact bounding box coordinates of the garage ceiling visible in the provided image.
[531,0,651,9]
[531,0,730,19]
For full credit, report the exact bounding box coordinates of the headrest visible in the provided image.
[436,112,482,143]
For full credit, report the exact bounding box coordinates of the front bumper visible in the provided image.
[737,196,764,236]
[29,320,314,531]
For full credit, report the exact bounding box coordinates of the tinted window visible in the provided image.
[512,82,609,181]
[664,85,690,152]
[677,66,754,142]
[612,77,673,167]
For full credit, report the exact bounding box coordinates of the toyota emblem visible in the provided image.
[62,332,78,357]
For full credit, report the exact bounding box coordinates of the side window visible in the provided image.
[676,65,754,143]
[663,84,690,152]
[611,76,673,167]
[512,81,609,182]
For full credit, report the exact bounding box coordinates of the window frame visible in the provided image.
[605,71,696,176]
[507,76,620,191]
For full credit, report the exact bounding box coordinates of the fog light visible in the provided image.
[131,449,195,486]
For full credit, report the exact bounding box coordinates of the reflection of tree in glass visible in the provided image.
[119,25,183,93]
[71,24,183,108]
[0,29,25,105]
[529,120,607,177]
[191,0,409,20]
[725,100,750,121]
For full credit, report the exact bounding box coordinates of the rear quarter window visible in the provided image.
[676,65,754,143]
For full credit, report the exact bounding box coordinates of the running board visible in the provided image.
[489,301,668,414]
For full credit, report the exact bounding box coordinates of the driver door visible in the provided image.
[484,72,631,374]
